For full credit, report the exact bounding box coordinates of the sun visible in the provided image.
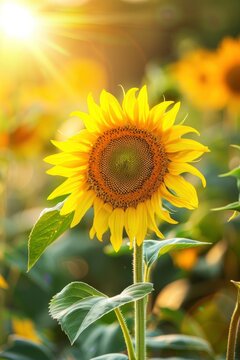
[0,1,38,41]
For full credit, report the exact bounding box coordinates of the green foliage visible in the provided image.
[49,282,153,344]
[0,338,52,360]
[91,355,128,360]
[28,202,73,271]
[146,334,212,352]
[220,167,240,178]
[213,147,240,221]
[146,334,213,355]
[143,238,210,269]
[212,202,240,212]
[80,323,126,358]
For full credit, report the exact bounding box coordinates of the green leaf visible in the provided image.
[50,281,153,344]
[219,167,240,178]
[146,334,213,355]
[91,355,128,360]
[28,202,73,271]
[0,337,52,360]
[212,201,240,213]
[143,238,210,269]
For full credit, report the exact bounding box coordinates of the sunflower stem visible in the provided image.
[226,282,240,360]
[133,241,146,360]
[115,308,136,360]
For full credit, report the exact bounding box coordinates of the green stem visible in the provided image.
[144,264,151,283]
[133,242,146,360]
[115,308,136,360]
[226,288,240,360]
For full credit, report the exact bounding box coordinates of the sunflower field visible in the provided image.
[0,1,240,360]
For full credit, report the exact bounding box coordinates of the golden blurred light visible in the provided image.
[0,1,38,41]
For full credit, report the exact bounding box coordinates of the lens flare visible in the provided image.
[0,1,38,41]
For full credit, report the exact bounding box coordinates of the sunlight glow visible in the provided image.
[0,1,38,41]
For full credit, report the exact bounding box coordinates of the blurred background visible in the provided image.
[0,0,240,359]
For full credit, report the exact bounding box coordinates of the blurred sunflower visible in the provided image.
[0,64,61,157]
[173,50,223,110]
[0,274,8,289]
[12,318,41,343]
[45,86,208,251]
[172,248,199,271]
[215,37,240,110]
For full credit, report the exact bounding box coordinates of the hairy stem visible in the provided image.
[133,242,146,360]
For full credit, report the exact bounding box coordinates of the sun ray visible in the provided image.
[29,44,75,98]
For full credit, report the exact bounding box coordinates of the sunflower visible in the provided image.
[173,50,223,110]
[45,86,208,251]
[215,37,240,110]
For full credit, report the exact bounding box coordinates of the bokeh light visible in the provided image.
[0,1,39,41]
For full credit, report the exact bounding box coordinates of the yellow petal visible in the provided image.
[44,152,80,166]
[135,202,148,246]
[51,140,90,153]
[87,93,107,130]
[122,87,138,121]
[158,208,178,224]
[100,90,124,125]
[108,208,125,252]
[71,110,100,132]
[46,165,87,178]
[91,200,112,241]
[137,85,149,124]
[47,177,82,200]
[164,125,200,142]
[162,102,181,130]
[168,162,206,187]
[168,150,205,163]
[164,174,199,208]
[165,139,209,153]
[149,100,174,127]
[125,207,139,247]
[160,184,195,209]
[60,189,86,215]
[146,200,164,239]
[69,130,97,144]
[71,190,96,227]
[151,192,177,224]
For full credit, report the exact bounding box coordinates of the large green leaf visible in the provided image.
[146,334,213,355]
[0,337,52,360]
[143,239,210,269]
[50,281,153,344]
[28,202,73,271]
[91,355,128,360]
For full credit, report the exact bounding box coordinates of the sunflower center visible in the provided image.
[88,126,169,209]
[109,143,142,180]
[225,64,240,94]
